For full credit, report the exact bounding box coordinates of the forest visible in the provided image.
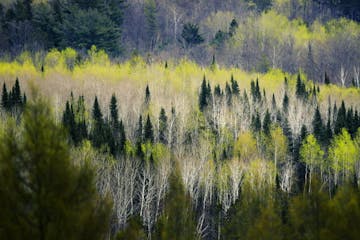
[1,0,360,240]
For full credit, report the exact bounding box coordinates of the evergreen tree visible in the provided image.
[225,81,232,106]
[136,115,143,157]
[91,96,105,148]
[152,168,196,240]
[159,107,168,144]
[251,112,262,133]
[324,71,330,85]
[75,95,88,144]
[263,109,271,136]
[214,84,222,98]
[296,73,306,99]
[283,93,289,113]
[118,120,126,153]
[228,18,238,37]
[62,100,76,143]
[312,106,325,144]
[335,101,346,135]
[272,93,277,110]
[282,117,294,154]
[1,82,9,111]
[181,23,204,48]
[199,76,208,112]
[144,114,154,143]
[145,84,151,105]
[0,97,111,240]
[231,74,240,97]
[144,0,158,50]
[11,77,22,108]
[110,93,119,127]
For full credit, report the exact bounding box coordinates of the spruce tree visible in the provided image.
[251,112,262,133]
[159,107,168,144]
[110,94,119,127]
[263,109,271,136]
[334,101,346,135]
[272,93,277,110]
[1,82,9,111]
[145,84,151,105]
[312,106,324,144]
[199,76,208,111]
[282,117,293,154]
[0,97,111,240]
[231,74,240,97]
[214,84,222,98]
[144,114,154,143]
[283,93,289,113]
[62,100,76,143]
[136,115,143,157]
[225,82,232,106]
[91,96,105,148]
[11,77,22,107]
[324,72,330,85]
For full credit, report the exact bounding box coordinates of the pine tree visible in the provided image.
[251,112,262,133]
[263,109,271,136]
[159,107,168,144]
[11,78,22,107]
[110,93,119,127]
[324,72,330,85]
[92,96,103,123]
[296,73,306,99]
[145,84,151,105]
[0,97,111,240]
[199,76,208,111]
[214,84,222,98]
[62,100,76,143]
[272,93,277,110]
[91,96,105,148]
[144,114,154,143]
[136,115,143,157]
[75,95,88,143]
[283,93,289,113]
[312,106,324,144]
[335,101,346,135]
[282,117,293,154]
[225,82,232,106]
[228,18,238,37]
[231,74,240,97]
[1,82,9,111]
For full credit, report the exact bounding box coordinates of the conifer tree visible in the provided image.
[75,95,88,143]
[91,96,105,148]
[251,112,262,133]
[62,100,76,143]
[1,82,9,111]
[283,93,289,113]
[312,106,324,144]
[282,117,293,154]
[335,101,346,135]
[225,82,232,106]
[119,120,126,153]
[324,72,330,85]
[136,115,143,157]
[145,84,151,105]
[144,114,154,143]
[0,97,111,239]
[272,93,277,110]
[214,84,222,98]
[199,76,208,111]
[11,77,22,107]
[159,107,168,144]
[263,109,271,136]
[110,93,119,127]
[228,18,238,37]
[231,74,240,97]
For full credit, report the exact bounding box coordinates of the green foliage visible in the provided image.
[153,168,197,240]
[158,107,168,144]
[312,106,325,144]
[334,101,346,135]
[181,23,204,48]
[144,114,154,143]
[263,109,271,136]
[0,96,111,240]
[116,217,146,240]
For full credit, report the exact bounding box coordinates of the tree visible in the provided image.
[144,0,158,50]
[312,106,325,144]
[159,107,168,144]
[181,23,204,48]
[199,76,209,112]
[230,74,240,97]
[0,97,111,240]
[152,168,197,240]
[110,93,119,127]
[91,96,106,148]
[144,114,154,143]
[228,18,238,37]
[324,71,330,85]
[263,109,271,136]
[329,129,358,185]
[300,134,324,193]
[334,101,346,135]
[145,84,151,105]
[282,93,289,113]
[1,82,9,111]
